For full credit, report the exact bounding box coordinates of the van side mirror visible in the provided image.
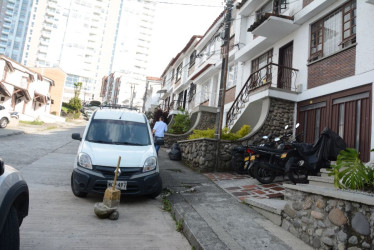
[72,133,82,141]
[0,158,4,176]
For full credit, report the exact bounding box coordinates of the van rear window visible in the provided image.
[85,119,150,146]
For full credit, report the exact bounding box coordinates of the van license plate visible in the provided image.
[107,181,127,190]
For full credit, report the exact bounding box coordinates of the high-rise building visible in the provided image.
[22,0,156,105]
[0,0,33,62]
[106,0,157,109]
[22,0,121,102]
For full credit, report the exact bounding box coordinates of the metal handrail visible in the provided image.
[226,63,299,127]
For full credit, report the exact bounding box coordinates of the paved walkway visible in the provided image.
[205,173,286,201]
[159,149,313,250]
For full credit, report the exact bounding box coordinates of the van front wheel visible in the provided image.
[71,172,88,198]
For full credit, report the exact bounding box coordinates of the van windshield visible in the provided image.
[85,119,151,146]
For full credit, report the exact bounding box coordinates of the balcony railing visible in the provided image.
[226,63,299,127]
[166,100,184,111]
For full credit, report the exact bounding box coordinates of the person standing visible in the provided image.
[152,116,168,155]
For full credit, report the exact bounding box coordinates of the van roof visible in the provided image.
[93,109,146,123]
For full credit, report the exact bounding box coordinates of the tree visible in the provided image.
[67,82,83,118]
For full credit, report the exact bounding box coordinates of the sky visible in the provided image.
[147,0,225,77]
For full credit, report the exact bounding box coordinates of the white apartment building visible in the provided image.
[143,76,162,113]
[158,0,374,162]
[0,55,54,120]
[22,0,121,103]
[109,0,157,110]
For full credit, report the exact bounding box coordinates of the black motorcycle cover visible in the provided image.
[293,127,346,170]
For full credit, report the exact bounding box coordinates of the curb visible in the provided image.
[167,192,228,250]
[0,131,24,138]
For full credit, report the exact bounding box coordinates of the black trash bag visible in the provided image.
[231,146,246,174]
[169,143,182,161]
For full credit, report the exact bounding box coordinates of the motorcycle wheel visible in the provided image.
[231,152,245,174]
[286,157,309,184]
[253,161,276,184]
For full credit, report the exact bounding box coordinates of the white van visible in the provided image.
[71,108,162,198]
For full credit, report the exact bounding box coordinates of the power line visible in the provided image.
[145,0,224,8]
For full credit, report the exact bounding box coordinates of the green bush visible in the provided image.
[328,148,374,191]
[168,110,190,134]
[68,97,82,111]
[188,125,251,141]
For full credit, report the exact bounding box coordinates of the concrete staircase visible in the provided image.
[307,168,335,188]
[244,197,287,226]
[243,168,339,225]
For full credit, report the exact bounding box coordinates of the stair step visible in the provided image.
[308,175,336,189]
[243,198,287,226]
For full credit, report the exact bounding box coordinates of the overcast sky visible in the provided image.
[148,0,225,77]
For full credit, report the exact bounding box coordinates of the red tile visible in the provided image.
[232,192,249,196]
[242,185,257,189]
[254,190,265,195]
[262,184,278,188]
[267,193,284,198]
[270,187,284,191]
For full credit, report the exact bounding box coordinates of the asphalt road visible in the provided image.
[0,125,190,250]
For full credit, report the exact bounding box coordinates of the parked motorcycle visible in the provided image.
[231,134,279,175]
[247,124,300,184]
[282,127,346,184]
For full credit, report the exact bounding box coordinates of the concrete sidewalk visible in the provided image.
[158,149,313,250]
[0,119,87,138]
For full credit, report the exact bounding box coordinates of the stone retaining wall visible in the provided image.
[178,138,241,172]
[164,109,217,148]
[282,187,374,249]
[176,98,295,172]
[241,98,294,146]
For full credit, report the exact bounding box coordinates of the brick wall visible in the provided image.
[303,0,314,7]
[225,86,236,104]
[308,46,356,89]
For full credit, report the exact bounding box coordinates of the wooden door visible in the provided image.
[278,41,293,90]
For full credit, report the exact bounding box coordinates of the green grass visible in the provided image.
[20,120,44,125]
[162,197,171,212]
[176,218,184,232]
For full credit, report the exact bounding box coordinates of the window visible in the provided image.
[201,81,210,102]
[309,0,356,62]
[188,83,196,102]
[251,49,273,86]
[189,51,196,68]
[226,64,237,89]
[176,63,182,81]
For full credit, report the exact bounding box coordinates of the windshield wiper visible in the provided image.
[113,141,145,146]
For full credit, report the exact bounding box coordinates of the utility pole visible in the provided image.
[214,0,233,140]
[130,84,135,109]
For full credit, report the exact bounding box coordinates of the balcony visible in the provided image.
[237,0,264,17]
[294,0,338,25]
[248,13,298,41]
[168,100,184,112]
[226,63,299,127]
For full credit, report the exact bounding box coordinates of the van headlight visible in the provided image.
[143,156,157,172]
[77,153,92,169]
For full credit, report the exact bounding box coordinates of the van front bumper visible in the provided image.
[72,167,162,196]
